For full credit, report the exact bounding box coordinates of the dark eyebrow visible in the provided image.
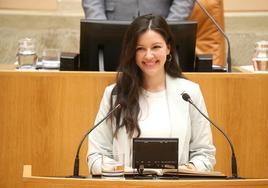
[136,42,164,47]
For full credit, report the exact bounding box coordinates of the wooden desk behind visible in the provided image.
[0,71,268,188]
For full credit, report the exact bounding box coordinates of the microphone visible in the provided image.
[181,92,239,178]
[193,0,232,72]
[69,103,121,178]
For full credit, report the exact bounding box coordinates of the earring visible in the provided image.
[167,54,172,62]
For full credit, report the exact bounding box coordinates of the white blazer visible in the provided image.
[87,74,216,174]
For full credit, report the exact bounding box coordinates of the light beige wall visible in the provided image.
[224,0,268,11]
[0,0,267,67]
[0,0,58,10]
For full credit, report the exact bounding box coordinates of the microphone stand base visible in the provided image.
[65,175,87,179]
[226,176,243,179]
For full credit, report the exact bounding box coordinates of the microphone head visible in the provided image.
[181,92,191,102]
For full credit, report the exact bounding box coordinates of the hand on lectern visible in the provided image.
[179,163,196,171]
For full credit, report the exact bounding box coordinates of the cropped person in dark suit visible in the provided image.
[82,0,194,21]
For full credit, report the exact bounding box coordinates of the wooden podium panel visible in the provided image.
[23,165,268,188]
[1,71,268,188]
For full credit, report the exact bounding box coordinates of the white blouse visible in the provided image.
[139,89,171,138]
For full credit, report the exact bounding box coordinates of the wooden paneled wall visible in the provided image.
[0,71,268,188]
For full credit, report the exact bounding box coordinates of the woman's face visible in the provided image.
[135,30,170,78]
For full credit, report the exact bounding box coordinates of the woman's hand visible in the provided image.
[179,162,196,171]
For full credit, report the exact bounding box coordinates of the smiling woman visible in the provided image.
[135,30,170,91]
[87,14,216,175]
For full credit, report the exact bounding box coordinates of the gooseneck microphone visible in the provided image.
[181,92,239,178]
[70,103,121,178]
[193,0,232,72]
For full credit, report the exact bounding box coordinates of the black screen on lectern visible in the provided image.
[132,138,179,169]
[80,19,197,72]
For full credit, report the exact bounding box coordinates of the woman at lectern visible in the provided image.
[87,14,215,175]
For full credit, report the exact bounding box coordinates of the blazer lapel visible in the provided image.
[165,74,190,162]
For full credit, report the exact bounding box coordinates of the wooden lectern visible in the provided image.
[23,165,268,188]
[1,71,268,188]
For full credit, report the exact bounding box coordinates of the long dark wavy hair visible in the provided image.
[109,14,184,138]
